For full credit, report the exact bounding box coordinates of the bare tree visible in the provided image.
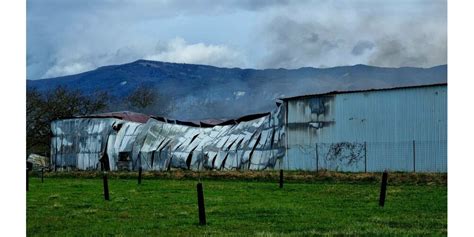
[26,86,109,156]
[126,85,157,109]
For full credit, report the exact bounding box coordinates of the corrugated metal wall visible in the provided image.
[51,85,447,172]
[51,118,144,170]
[284,85,447,172]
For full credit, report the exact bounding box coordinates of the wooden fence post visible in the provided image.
[103,172,110,201]
[138,167,142,184]
[197,183,206,225]
[279,169,284,188]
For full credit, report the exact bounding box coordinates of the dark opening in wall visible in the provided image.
[155,139,166,152]
[221,136,231,149]
[159,140,171,153]
[112,123,123,132]
[235,138,244,150]
[221,153,229,170]
[211,154,217,169]
[189,134,199,145]
[186,146,198,169]
[119,152,130,161]
[186,152,193,170]
[226,139,237,150]
[117,152,131,171]
[174,140,186,151]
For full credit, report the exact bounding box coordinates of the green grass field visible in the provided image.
[27,172,447,236]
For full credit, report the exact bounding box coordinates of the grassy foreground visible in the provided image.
[27,172,447,236]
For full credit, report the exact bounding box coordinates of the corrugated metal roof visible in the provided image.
[199,119,228,127]
[58,111,151,123]
[149,113,271,127]
[88,111,150,123]
[279,83,447,101]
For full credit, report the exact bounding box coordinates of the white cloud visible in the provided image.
[39,37,245,78]
[145,37,245,68]
[43,62,93,78]
[256,0,447,69]
[28,0,446,78]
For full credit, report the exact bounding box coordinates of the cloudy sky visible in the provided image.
[27,0,447,79]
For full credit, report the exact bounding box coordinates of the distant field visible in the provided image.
[27,172,447,236]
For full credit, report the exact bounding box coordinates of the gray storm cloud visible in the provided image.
[352,41,375,56]
[257,0,447,69]
[259,16,343,68]
[27,0,446,79]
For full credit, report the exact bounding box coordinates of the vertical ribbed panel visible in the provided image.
[286,85,447,172]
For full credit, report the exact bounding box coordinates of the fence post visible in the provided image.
[412,140,416,173]
[279,169,284,188]
[196,183,206,225]
[138,167,142,185]
[379,170,388,207]
[103,171,110,201]
[364,141,367,173]
[41,168,44,183]
[315,143,319,172]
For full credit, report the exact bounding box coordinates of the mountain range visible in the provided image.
[27,60,447,120]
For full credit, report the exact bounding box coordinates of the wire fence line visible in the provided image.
[51,138,447,173]
[285,140,447,172]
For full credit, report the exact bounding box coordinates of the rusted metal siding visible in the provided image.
[285,85,447,172]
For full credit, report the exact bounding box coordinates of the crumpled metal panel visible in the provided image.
[132,105,286,171]
[107,121,144,171]
[51,118,118,170]
[51,103,286,171]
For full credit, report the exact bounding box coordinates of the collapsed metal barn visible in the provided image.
[50,83,447,172]
[51,108,286,171]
